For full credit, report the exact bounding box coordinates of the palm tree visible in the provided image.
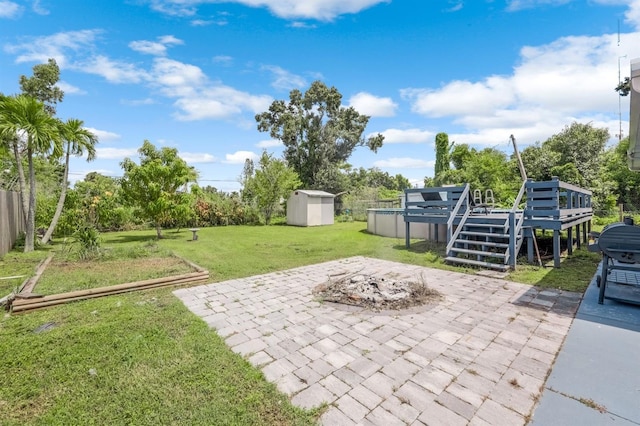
[0,95,61,252]
[0,94,28,221]
[41,119,97,244]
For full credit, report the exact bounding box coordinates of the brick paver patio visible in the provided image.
[174,257,581,425]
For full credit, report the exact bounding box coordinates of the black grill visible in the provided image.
[590,222,640,305]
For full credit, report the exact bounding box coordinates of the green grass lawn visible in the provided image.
[0,221,601,425]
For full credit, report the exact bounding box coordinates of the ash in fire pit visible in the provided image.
[313,273,442,311]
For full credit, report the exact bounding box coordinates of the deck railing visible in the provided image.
[524,177,592,221]
[403,185,469,221]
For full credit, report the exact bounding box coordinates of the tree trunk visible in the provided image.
[11,137,28,223]
[41,142,70,244]
[156,224,163,239]
[24,147,36,252]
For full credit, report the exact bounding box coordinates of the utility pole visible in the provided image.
[619,54,628,141]
[510,134,527,182]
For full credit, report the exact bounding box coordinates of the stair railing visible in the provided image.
[446,184,470,255]
[507,181,528,267]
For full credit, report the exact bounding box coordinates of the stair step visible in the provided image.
[453,240,509,249]
[444,256,509,271]
[449,248,507,258]
[459,231,510,238]
[465,217,509,227]
[463,223,507,229]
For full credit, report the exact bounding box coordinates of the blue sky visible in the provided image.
[1,0,639,191]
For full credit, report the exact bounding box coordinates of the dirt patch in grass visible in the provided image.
[35,257,195,295]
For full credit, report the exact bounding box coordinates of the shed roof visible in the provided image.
[293,190,335,198]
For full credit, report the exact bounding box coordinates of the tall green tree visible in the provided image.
[255,81,384,190]
[435,144,519,205]
[543,122,609,187]
[120,140,197,238]
[519,142,561,182]
[0,95,62,252]
[243,151,300,224]
[41,119,97,244]
[19,58,64,115]
[601,137,640,209]
[434,132,453,180]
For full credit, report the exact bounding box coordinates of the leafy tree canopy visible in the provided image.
[120,140,197,238]
[255,80,384,191]
[346,167,410,192]
[430,144,519,206]
[19,58,64,115]
[521,122,609,188]
[244,151,300,224]
[434,132,453,179]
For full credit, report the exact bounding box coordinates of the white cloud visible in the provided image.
[84,127,121,142]
[151,57,207,95]
[129,35,183,56]
[121,98,156,106]
[68,169,118,185]
[376,128,434,144]
[348,92,397,117]
[171,84,272,120]
[373,158,435,169]
[57,81,86,95]
[3,31,273,123]
[78,55,149,84]
[0,1,21,18]
[402,30,640,146]
[129,40,167,56]
[256,139,283,148]
[191,18,227,26]
[4,29,100,67]
[225,150,259,164]
[262,65,307,91]
[213,55,233,65]
[289,21,317,28]
[445,1,463,12]
[506,0,571,12]
[148,0,390,21]
[96,147,138,159]
[145,57,272,120]
[401,76,515,118]
[32,0,49,15]
[624,0,640,30]
[180,152,217,163]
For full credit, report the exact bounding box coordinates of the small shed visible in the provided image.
[287,190,335,227]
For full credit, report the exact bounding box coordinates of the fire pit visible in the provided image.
[313,273,442,311]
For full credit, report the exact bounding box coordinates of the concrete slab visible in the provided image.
[530,266,640,425]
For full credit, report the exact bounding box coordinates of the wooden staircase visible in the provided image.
[444,213,523,271]
[445,182,527,271]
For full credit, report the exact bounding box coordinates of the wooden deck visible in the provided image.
[404,177,593,268]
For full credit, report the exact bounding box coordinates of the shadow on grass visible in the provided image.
[393,240,447,256]
[534,253,600,291]
[111,233,184,243]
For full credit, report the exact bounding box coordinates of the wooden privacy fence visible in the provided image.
[0,190,25,257]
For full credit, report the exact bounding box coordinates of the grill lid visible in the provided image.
[598,223,640,263]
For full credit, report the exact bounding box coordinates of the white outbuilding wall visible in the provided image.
[286,190,335,226]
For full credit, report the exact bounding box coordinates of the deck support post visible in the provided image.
[405,221,410,248]
[567,227,573,255]
[553,230,561,267]
[525,227,534,264]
